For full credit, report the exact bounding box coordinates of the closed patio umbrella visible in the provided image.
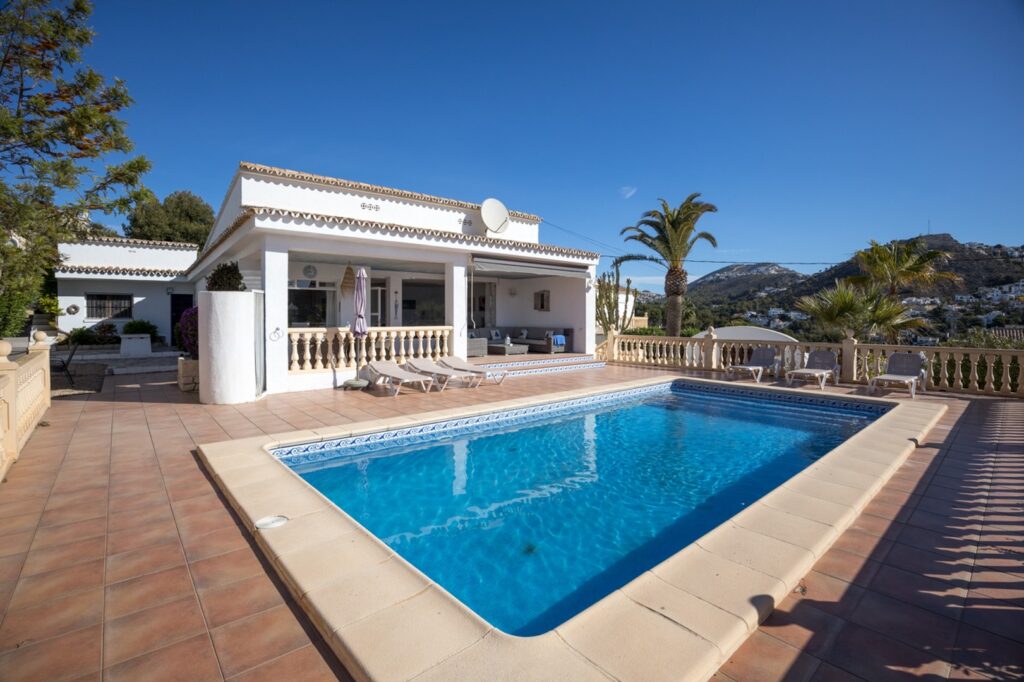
[351,267,368,338]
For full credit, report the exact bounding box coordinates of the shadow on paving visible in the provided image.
[720,396,1024,682]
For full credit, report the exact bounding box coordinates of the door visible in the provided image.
[370,284,387,327]
[170,294,194,346]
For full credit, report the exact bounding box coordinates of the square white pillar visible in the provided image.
[583,265,597,354]
[262,238,289,394]
[445,258,468,358]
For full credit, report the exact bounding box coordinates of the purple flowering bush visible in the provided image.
[178,306,199,359]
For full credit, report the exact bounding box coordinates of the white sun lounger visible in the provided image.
[727,347,779,383]
[868,352,927,399]
[366,361,433,397]
[405,358,482,391]
[439,356,507,385]
[786,350,840,390]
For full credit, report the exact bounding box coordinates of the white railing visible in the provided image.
[607,330,1023,397]
[1,333,52,478]
[288,326,453,372]
[855,343,1022,396]
[613,335,706,368]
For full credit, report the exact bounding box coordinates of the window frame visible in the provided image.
[85,293,134,320]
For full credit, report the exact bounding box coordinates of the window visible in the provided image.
[86,294,133,319]
[533,289,551,312]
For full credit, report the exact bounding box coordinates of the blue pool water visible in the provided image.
[282,382,882,635]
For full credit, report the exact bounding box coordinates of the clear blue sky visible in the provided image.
[86,0,1024,288]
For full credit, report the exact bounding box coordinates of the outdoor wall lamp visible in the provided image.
[165,286,175,294]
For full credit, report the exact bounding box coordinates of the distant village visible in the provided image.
[740,277,1024,343]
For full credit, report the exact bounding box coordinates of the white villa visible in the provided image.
[57,162,599,402]
[55,238,198,342]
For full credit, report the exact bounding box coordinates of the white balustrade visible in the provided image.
[287,326,453,372]
[607,332,1022,397]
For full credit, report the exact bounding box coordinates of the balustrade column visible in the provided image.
[300,333,312,370]
[312,332,324,370]
[289,333,300,371]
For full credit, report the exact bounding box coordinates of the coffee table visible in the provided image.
[487,343,529,355]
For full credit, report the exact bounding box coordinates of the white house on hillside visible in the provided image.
[54,162,599,402]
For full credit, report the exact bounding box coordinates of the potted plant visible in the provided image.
[177,306,199,391]
[198,260,258,404]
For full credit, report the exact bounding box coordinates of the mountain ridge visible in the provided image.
[684,233,1024,307]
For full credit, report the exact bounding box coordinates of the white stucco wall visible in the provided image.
[240,172,540,243]
[58,241,198,270]
[56,279,192,341]
[198,291,257,404]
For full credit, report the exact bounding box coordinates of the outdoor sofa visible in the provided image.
[466,327,573,356]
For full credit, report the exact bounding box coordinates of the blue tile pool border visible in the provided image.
[272,379,890,468]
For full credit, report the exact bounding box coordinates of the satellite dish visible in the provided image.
[480,198,510,235]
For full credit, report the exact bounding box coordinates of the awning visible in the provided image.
[471,257,590,279]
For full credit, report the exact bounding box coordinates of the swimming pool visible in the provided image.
[276,381,886,636]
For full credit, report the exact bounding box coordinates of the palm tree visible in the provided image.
[848,238,961,297]
[797,280,923,342]
[613,194,717,336]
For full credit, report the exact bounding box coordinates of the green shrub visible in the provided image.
[627,327,666,336]
[206,261,246,291]
[123,319,159,341]
[67,327,98,345]
[93,323,120,344]
[36,294,63,316]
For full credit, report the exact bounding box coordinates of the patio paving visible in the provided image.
[0,367,1020,680]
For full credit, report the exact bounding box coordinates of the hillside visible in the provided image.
[688,263,804,304]
[686,234,1024,307]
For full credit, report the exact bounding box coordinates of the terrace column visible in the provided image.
[445,257,469,358]
[583,265,597,354]
[841,334,858,384]
[263,238,290,394]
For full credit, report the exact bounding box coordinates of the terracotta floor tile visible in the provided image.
[961,590,1024,643]
[849,591,959,661]
[106,517,181,556]
[189,548,263,591]
[758,595,847,659]
[198,572,284,629]
[104,564,196,620]
[789,571,865,620]
[172,493,229,520]
[869,564,968,619]
[29,517,107,551]
[812,548,883,588]
[721,630,821,682]
[0,553,25,583]
[107,503,175,533]
[102,595,207,667]
[825,623,951,681]
[182,524,250,562]
[0,512,42,537]
[0,623,101,682]
[103,633,222,682]
[105,540,185,584]
[0,587,103,652]
[952,621,1024,680]
[809,662,865,682]
[177,507,238,542]
[829,528,894,562]
[228,643,340,682]
[7,558,104,610]
[38,498,107,528]
[209,604,311,678]
[20,536,106,577]
[884,542,974,585]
